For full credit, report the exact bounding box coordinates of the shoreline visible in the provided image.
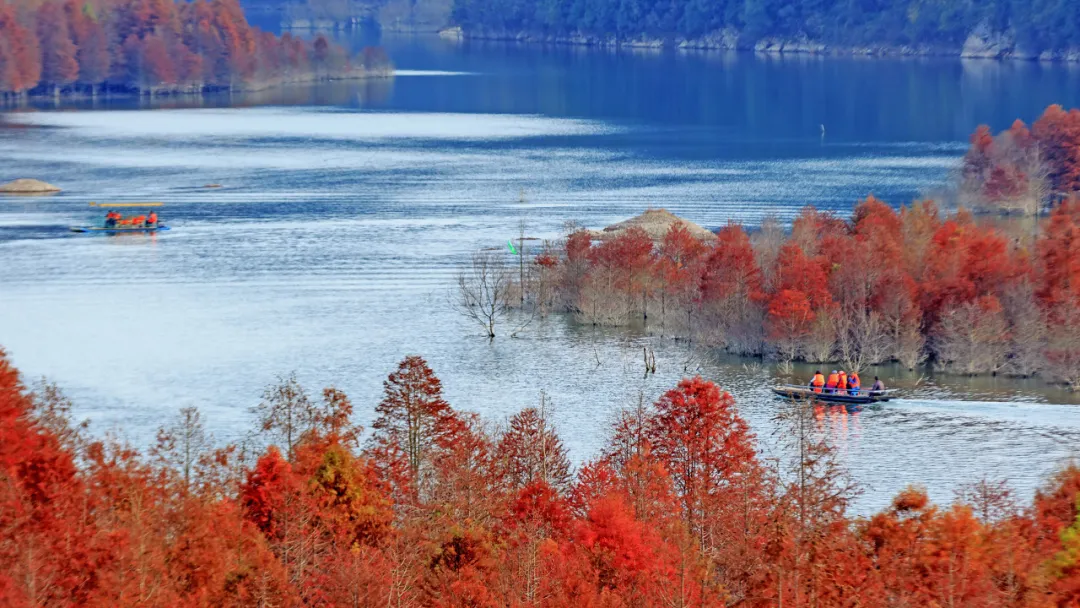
[0,68,394,105]
[437,26,1080,63]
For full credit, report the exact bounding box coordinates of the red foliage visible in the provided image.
[646,377,761,534]
[767,288,814,341]
[1038,199,1080,309]
[1033,104,1080,194]
[589,226,655,308]
[6,346,1080,605]
[776,242,832,311]
[35,2,78,87]
[0,3,41,93]
[700,223,763,303]
[369,355,459,502]
[0,0,387,94]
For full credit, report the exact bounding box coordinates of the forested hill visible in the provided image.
[447,0,1080,56]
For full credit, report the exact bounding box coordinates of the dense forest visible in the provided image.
[533,198,1080,385]
[5,349,1080,606]
[448,0,1080,53]
[0,0,391,97]
[500,105,1080,386]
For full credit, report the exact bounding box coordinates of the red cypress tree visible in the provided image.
[369,356,459,503]
[35,1,79,89]
[0,4,41,93]
[1033,104,1080,194]
[497,405,573,494]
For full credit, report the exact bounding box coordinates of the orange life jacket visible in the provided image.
[849,373,860,388]
[148,213,158,224]
[811,373,825,387]
[826,373,839,388]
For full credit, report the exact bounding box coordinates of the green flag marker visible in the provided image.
[507,240,518,255]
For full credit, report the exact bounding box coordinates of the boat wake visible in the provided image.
[889,398,1080,430]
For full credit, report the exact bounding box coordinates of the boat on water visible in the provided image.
[69,225,170,233]
[772,384,895,406]
[69,201,170,234]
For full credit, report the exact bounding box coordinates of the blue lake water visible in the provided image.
[2,36,1080,513]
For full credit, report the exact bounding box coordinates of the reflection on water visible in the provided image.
[3,43,1080,515]
[1,78,395,112]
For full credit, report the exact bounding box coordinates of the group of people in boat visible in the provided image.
[808,370,886,396]
[104,211,159,228]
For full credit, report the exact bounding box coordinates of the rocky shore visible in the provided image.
[439,25,1080,62]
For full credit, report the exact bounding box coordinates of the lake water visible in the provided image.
[3,35,1080,513]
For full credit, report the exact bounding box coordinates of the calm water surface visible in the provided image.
[3,37,1080,513]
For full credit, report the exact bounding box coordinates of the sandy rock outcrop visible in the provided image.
[591,208,715,242]
[0,179,62,194]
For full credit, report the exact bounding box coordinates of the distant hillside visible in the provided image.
[444,0,1080,59]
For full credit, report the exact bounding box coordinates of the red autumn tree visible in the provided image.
[0,349,109,606]
[645,378,762,538]
[1033,104,1080,194]
[369,355,459,502]
[35,1,78,89]
[67,5,110,88]
[700,224,763,306]
[558,229,593,313]
[767,288,814,362]
[140,33,178,87]
[497,405,573,494]
[776,242,832,311]
[0,3,41,93]
[1037,199,1080,308]
[654,222,707,330]
[588,226,655,319]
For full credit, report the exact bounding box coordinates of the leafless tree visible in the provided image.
[934,300,1010,375]
[836,309,891,372]
[532,240,559,317]
[251,372,314,461]
[1047,297,1080,390]
[751,215,786,292]
[452,250,516,338]
[953,477,1018,523]
[28,379,88,454]
[802,311,836,364]
[895,323,927,370]
[1002,280,1048,377]
[154,406,212,493]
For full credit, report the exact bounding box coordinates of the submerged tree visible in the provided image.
[453,250,516,338]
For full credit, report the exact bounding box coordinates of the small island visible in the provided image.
[0,178,62,194]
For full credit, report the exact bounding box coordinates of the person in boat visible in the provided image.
[104,211,118,228]
[133,214,147,227]
[147,211,158,227]
[837,370,848,395]
[809,370,825,394]
[848,371,861,396]
[825,370,839,394]
[869,376,885,396]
